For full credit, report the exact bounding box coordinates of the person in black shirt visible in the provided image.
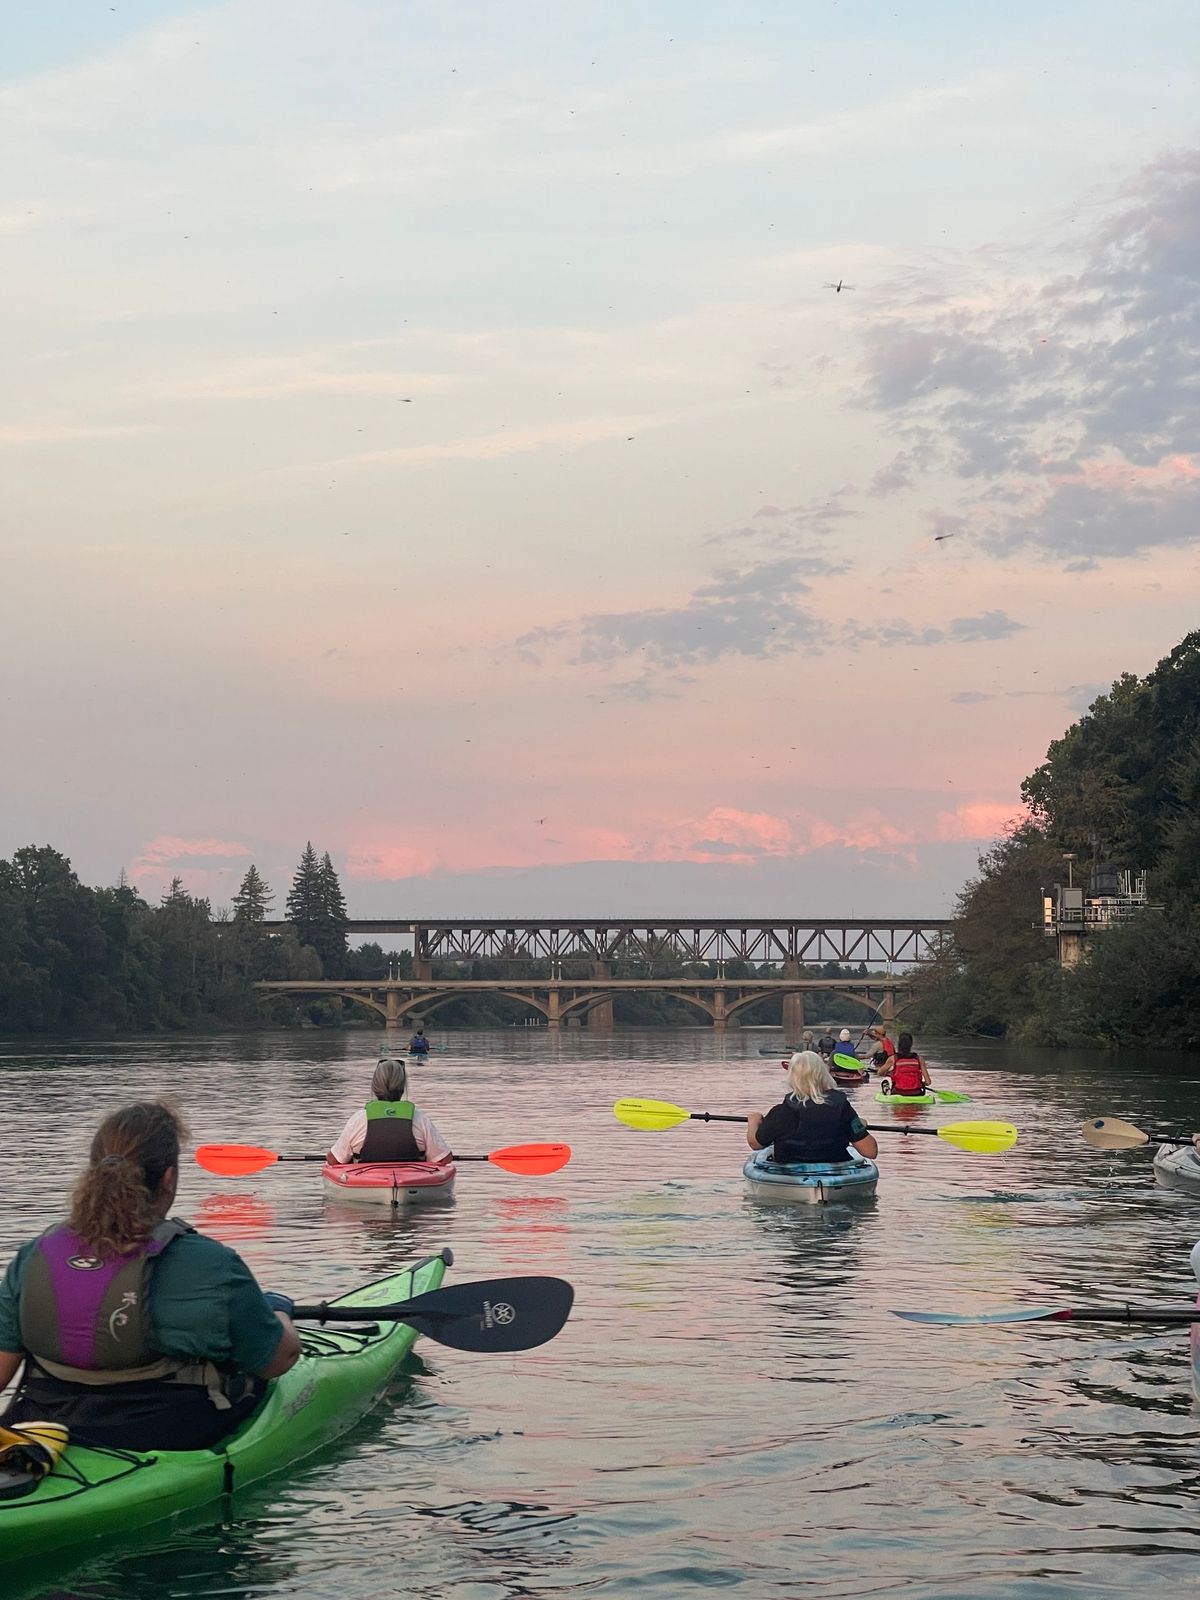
[747,1051,878,1164]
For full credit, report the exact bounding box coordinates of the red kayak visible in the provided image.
[321,1157,457,1207]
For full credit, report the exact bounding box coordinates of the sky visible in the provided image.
[1,0,1198,919]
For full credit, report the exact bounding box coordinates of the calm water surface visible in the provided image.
[3,1029,1200,1598]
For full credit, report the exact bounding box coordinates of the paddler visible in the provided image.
[882,1032,932,1096]
[746,1051,879,1164]
[868,1025,896,1060]
[0,1102,300,1451]
[408,1024,431,1056]
[816,1030,837,1060]
[327,1055,451,1165]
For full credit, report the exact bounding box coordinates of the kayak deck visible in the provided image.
[0,1251,449,1567]
[321,1157,457,1207]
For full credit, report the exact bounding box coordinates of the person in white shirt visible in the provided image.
[326,1057,452,1166]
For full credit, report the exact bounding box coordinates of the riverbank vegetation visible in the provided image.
[913,630,1200,1047]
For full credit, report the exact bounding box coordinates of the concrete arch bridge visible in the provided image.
[253,975,916,1032]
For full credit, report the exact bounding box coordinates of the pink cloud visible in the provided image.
[1047,453,1200,492]
[934,800,1025,841]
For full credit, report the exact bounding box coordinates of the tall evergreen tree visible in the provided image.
[285,843,323,953]
[315,852,349,976]
[232,864,273,924]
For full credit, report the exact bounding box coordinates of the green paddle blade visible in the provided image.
[613,1097,691,1131]
[935,1120,1017,1154]
[831,1053,866,1073]
[1079,1116,1152,1151]
[932,1090,972,1104]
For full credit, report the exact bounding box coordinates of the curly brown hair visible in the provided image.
[68,1101,188,1257]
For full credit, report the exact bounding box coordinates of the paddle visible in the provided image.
[893,1303,1200,1327]
[1080,1116,1196,1151]
[831,1052,869,1075]
[612,1098,1017,1153]
[292,1276,574,1352]
[195,1142,572,1178]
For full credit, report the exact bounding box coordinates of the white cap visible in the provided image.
[839,1028,851,1041]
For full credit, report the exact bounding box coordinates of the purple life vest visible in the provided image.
[19,1220,189,1378]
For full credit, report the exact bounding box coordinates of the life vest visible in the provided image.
[770,1092,857,1163]
[357,1099,421,1162]
[817,1036,836,1057]
[408,1037,430,1054]
[18,1220,191,1386]
[889,1054,924,1095]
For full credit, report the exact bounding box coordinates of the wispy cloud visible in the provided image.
[856,149,1200,560]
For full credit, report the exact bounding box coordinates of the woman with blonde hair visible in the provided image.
[0,1102,299,1450]
[326,1055,451,1165]
[746,1051,878,1164]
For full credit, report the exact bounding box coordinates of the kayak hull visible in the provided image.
[875,1083,935,1105]
[743,1153,879,1204]
[0,1251,449,1568]
[831,1069,870,1086]
[1152,1143,1200,1196]
[321,1158,456,1206]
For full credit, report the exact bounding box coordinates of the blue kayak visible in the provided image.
[743,1153,879,1203]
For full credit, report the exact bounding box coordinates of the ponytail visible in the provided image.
[68,1101,186,1257]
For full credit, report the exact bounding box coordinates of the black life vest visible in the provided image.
[770,1091,856,1163]
[357,1099,421,1162]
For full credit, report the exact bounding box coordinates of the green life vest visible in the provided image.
[358,1100,420,1162]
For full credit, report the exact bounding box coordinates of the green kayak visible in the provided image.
[874,1090,936,1105]
[0,1248,449,1569]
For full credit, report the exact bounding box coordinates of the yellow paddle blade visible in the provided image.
[613,1097,691,1131]
[936,1120,1018,1154]
[1079,1116,1150,1151]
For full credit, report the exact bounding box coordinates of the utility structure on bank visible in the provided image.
[254,916,953,1032]
[1041,860,1160,967]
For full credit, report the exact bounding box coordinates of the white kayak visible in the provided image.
[1152,1144,1200,1196]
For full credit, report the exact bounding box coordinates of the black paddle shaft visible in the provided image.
[688,1111,943,1140]
[292,1276,574,1352]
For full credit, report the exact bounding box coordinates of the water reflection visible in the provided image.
[5,1030,1200,1598]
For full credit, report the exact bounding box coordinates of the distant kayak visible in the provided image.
[322,1157,456,1206]
[743,1153,879,1203]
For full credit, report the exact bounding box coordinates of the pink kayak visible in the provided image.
[321,1157,457,1207]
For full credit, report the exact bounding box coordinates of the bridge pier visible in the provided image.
[782,961,804,1044]
[589,962,614,1032]
[712,987,727,1031]
[384,989,403,1031]
[546,987,561,1032]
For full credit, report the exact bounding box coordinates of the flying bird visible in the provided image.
[933,532,957,542]
[824,280,855,293]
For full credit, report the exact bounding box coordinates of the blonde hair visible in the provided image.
[785,1050,835,1106]
[69,1101,186,1257]
[372,1057,409,1101]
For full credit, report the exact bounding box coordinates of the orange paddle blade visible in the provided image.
[195,1143,281,1177]
[487,1142,572,1176]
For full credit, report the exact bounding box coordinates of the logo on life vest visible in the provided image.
[483,1301,516,1327]
[108,1291,137,1341]
[67,1256,104,1271]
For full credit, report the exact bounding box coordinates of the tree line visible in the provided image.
[913,630,1200,1048]
[0,841,352,1034]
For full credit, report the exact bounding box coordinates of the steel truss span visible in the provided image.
[275,918,954,966]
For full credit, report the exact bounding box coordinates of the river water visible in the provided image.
[3,1029,1200,1598]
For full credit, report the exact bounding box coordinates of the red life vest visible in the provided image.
[890,1055,924,1095]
